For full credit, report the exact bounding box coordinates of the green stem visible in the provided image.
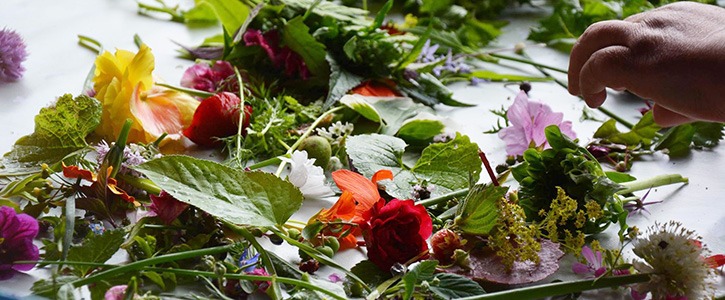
[417,188,469,207]
[142,267,346,300]
[617,174,688,195]
[489,53,568,74]
[77,35,103,54]
[248,156,283,170]
[274,106,344,177]
[235,67,246,168]
[222,221,283,299]
[116,174,162,195]
[156,82,215,98]
[458,273,650,300]
[137,2,185,23]
[69,244,235,288]
[14,260,115,268]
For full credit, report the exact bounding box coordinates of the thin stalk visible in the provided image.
[142,267,346,300]
[458,273,650,300]
[156,82,215,98]
[417,188,469,207]
[116,174,162,195]
[69,244,235,288]
[247,156,283,170]
[14,260,115,268]
[222,221,283,299]
[234,67,247,168]
[77,35,103,54]
[489,53,568,74]
[274,106,344,177]
[617,174,688,195]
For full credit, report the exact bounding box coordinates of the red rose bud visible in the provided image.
[430,228,464,263]
[183,92,252,147]
[361,199,433,272]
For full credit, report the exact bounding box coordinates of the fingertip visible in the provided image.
[652,104,694,127]
[583,91,607,108]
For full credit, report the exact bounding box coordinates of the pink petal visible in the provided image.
[572,262,591,274]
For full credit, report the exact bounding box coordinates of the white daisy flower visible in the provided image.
[630,221,715,300]
[282,150,335,200]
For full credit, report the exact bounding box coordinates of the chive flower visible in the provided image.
[0,28,28,82]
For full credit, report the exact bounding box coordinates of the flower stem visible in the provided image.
[417,188,470,207]
[142,267,347,300]
[274,106,343,177]
[489,53,568,74]
[116,174,162,195]
[616,174,688,195]
[156,82,215,98]
[458,273,650,300]
[68,244,235,288]
[222,221,284,299]
[247,156,283,170]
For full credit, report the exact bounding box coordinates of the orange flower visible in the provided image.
[62,163,138,207]
[309,169,393,249]
[350,80,401,97]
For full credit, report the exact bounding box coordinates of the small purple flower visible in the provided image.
[180,60,236,94]
[89,222,105,235]
[497,90,577,156]
[0,206,39,280]
[238,247,261,273]
[104,285,130,300]
[0,28,28,82]
[417,40,440,63]
[328,273,344,283]
[572,246,607,277]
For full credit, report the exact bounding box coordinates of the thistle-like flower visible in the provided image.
[630,221,715,300]
[0,28,28,82]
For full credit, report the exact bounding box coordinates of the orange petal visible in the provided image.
[62,164,96,181]
[131,83,184,139]
[107,178,138,206]
[314,191,356,222]
[338,234,359,250]
[705,254,725,268]
[332,169,380,214]
[371,169,393,184]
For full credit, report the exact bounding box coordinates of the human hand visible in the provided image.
[567,2,725,127]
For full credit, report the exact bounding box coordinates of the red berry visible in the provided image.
[183,92,252,147]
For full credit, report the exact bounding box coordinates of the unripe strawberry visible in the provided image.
[430,228,464,263]
[298,136,331,169]
[183,92,252,148]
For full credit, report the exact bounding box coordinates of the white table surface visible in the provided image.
[1,0,723,298]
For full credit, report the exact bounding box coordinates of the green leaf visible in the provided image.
[184,2,219,25]
[401,73,474,107]
[280,0,369,25]
[324,55,364,109]
[340,95,382,123]
[397,119,445,143]
[454,184,508,235]
[302,220,325,241]
[403,260,438,299]
[67,229,125,277]
[350,259,390,286]
[371,97,437,137]
[370,0,394,30]
[346,134,407,177]
[654,123,696,157]
[594,112,660,146]
[135,156,304,227]
[605,171,637,183]
[430,273,486,299]
[32,276,78,297]
[3,94,101,168]
[691,122,724,148]
[197,0,249,35]
[283,16,329,77]
[421,0,454,14]
[57,283,75,300]
[142,271,166,290]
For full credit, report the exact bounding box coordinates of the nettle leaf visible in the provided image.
[403,260,438,299]
[283,16,329,78]
[346,133,481,199]
[67,229,125,277]
[135,155,304,227]
[654,123,696,157]
[3,94,101,168]
[454,184,508,236]
[430,273,486,299]
[324,55,364,109]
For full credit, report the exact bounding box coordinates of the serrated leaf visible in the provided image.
[283,17,329,77]
[654,123,696,157]
[346,134,407,177]
[67,229,125,277]
[340,95,381,123]
[430,273,486,299]
[454,184,508,235]
[403,260,438,299]
[324,55,364,109]
[3,94,101,170]
[135,155,304,227]
[594,111,660,146]
[691,122,724,148]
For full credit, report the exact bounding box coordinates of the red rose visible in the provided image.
[360,198,433,272]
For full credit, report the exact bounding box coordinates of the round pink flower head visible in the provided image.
[0,28,28,82]
[0,206,40,280]
[498,90,576,156]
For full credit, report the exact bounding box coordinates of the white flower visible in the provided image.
[630,221,715,299]
[282,150,334,200]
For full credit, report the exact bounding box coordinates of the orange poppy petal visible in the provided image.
[338,234,359,250]
[62,164,96,181]
[331,169,380,213]
[314,191,356,222]
[371,169,393,184]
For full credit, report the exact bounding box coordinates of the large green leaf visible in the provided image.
[196,0,249,34]
[283,17,329,78]
[135,156,304,227]
[324,55,364,109]
[594,111,660,146]
[411,133,481,195]
[430,273,486,298]
[346,134,407,177]
[3,94,101,170]
[402,260,437,299]
[454,184,508,235]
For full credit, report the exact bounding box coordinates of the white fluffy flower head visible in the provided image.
[282,150,334,200]
[631,221,714,299]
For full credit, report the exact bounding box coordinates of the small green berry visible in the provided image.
[298,136,332,169]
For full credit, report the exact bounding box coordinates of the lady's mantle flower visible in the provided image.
[93,44,199,145]
[281,150,334,200]
[0,28,28,82]
[0,206,39,280]
[498,90,576,156]
[630,221,715,300]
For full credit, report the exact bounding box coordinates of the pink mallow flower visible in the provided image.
[572,245,607,277]
[0,206,39,280]
[180,60,236,94]
[498,91,576,156]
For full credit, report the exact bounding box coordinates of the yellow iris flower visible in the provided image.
[93,44,199,145]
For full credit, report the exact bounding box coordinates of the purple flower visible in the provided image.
[104,285,130,300]
[498,91,576,156]
[572,246,607,277]
[238,247,260,273]
[0,28,28,82]
[243,29,310,79]
[0,206,39,280]
[417,39,439,63]
[180,60,235,94]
